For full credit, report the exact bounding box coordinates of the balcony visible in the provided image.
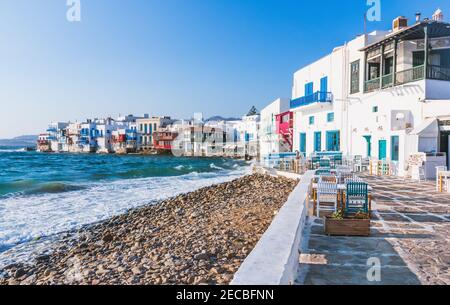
[364,64,450,93]
[290,91,333,109]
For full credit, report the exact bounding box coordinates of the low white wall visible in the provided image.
[231,170,315,285]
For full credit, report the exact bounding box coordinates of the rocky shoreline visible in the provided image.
[0,174,298,285]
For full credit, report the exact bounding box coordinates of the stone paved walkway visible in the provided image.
[297,175,450,285]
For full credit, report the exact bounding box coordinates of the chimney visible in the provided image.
[432,8,444,21]
[415,12,421,23]
[393,16,408,31]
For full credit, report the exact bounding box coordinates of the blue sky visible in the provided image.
[0,0,449,138]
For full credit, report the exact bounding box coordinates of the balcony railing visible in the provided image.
[364,65,431,93]
[290,91,333,109]
[395,65,425,86]
[364,78,381,93]
[428,65,450,81]
[381,74,394,88]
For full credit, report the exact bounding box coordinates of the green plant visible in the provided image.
[331,210,344,220]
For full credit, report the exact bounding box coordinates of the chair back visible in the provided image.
[316,167,331,176]
[345,182,369,214]
[319,175,337,183]
[436,166,448,175]
[319,158,331,168]
[344,177,364,184]
[317,182,338,196]
[338,172,354,184]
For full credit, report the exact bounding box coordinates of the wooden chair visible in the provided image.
[319,158,331,168]
[317,182,338,217]
[319,175,337,183]
[338,172,355,184]
[436,166,448,192]
[345,182,369,215]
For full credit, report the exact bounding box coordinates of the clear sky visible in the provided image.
[0,0,449,138]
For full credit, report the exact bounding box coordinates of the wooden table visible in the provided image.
[438,171,450,192]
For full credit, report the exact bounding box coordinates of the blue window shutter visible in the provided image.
[305,82,313,96]
[320,77,328,93]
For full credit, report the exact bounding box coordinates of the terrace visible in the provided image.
[297,174,450,285]
[362,20,450,93]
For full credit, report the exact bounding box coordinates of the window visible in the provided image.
[372,106,378,113]
[305,82,314,96]
[391,136,400,161]
[309,116,315,125]
[299,133,306,154]
[326,131,340,152]
[320,77,328,93]
[327,112,334,123]
[282,114,290,123]
[314,132,322,152]
[350,60,360,94]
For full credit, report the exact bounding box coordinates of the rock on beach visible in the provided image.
[0,174,297,285]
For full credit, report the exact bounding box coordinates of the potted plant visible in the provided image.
[324,209,370,236]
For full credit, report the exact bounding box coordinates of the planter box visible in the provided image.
[324,217,370,237]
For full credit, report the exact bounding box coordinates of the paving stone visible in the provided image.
[298,175,450,285]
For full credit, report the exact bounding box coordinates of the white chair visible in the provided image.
[436,166,448,191]
[344,177,364,184]
[418,163,427,183]
[316,182,338,217]
[338,172,355,184]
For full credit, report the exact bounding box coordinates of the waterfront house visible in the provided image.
[275,111,294,153]
[47,122,69,152]
[95,118,114,154]
[37,133,51,152]
[290,10,450,177]
[153,129,179,153]
[136,116,173,151]
[79,121,97,153]
[259,98,291,162]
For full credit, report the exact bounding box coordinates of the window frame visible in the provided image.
[350,60,360,94]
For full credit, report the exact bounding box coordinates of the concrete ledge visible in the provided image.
[231,170,315,285]
[252,165,302,180]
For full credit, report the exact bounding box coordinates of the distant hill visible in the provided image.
[205,116,241,122]
[0,135,38,147]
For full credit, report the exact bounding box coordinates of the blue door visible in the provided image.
[326,131,340,152]
[314,132,322,152]
[299,133,306,155]
[320,77,328,101]
[379,140,387,160]
[363,135,372,157]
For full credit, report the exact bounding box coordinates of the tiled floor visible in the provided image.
[297,175,450,285]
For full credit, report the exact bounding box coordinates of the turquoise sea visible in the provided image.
[0,146,248,259]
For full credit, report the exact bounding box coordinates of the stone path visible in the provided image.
[297,175,450,285]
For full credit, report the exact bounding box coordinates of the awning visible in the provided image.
[410,118,439,137]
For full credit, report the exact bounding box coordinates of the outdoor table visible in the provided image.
[438,171,450,192]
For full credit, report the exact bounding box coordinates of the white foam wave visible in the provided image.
[0,148,26,153]
[210,163,225,170]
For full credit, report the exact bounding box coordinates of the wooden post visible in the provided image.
[424,26,429,78]
[380,44,385,89]
[393,39,398,86]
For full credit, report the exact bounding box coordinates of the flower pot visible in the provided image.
[324,216,370,236]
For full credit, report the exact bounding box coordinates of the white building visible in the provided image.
[259,98,291,161]
[290,12,450,176]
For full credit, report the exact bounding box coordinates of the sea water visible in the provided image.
[0,147,249,266]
